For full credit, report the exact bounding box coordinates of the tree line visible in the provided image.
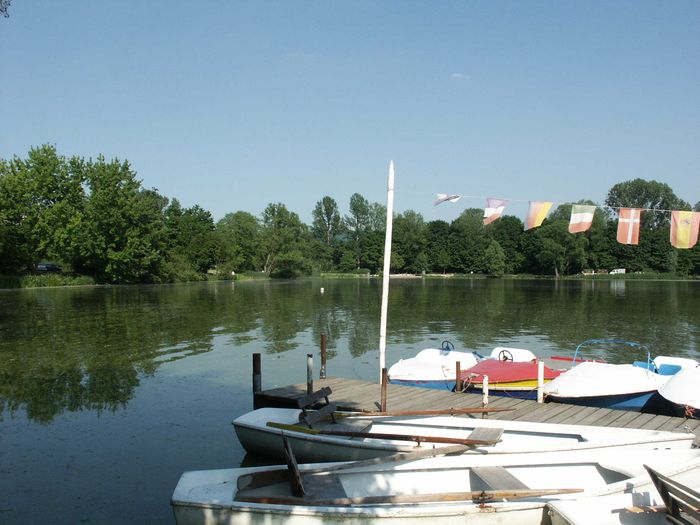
[1,145,698,284]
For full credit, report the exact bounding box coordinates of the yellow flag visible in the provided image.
[525,201,553,230]
[670,211,700,249]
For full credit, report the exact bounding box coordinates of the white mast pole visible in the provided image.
[379,160,395,382]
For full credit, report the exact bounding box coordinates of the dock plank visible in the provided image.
[254,378,699,443]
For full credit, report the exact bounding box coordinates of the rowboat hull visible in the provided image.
[387,347,481,391]
[643,393,699,419]
[548,391,657,411]
[173,482,552,525]
[547,458,700,524]
[172,449,700,525]
[641,366,700,419]
[388,346,538,392]
[233,407,696,463]
[544,362,669,411]
[462,359,564,399]
[544,359,699,412]
[388,378,456,390]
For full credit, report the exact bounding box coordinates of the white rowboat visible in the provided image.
[172,448,700,525]
[233,407,696,462]
[547,456,700,524]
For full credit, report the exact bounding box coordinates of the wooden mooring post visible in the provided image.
[320,333,327,379]
[537,359,544,403]
[307,354,313,396]
[455,361,462,392]
[252,353,262,409]
[482,375,489,418]
[380,368,388,412]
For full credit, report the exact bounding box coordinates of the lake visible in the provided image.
[1,278,698,523]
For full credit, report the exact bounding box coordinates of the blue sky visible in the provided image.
[2,1,698,224]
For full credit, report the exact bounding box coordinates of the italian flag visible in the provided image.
[568,205,596,233]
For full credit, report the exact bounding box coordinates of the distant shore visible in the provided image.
[2,270,697,290]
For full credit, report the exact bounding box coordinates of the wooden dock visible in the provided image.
[255,377,700,445]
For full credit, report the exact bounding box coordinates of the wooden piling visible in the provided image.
[482,375,489,418]
[252,353,262,409]
[320,333,327,379]
[455,361,462,392]
[537,359,544,403]
[380,368,388,412]
[307,354,313,396]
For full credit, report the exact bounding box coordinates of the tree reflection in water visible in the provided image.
[0,279,697,423]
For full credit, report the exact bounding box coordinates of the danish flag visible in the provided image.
[617,208,642,245]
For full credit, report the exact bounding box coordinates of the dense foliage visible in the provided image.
[1,145,698,283]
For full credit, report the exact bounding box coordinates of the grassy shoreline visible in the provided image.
[2,271,697,290]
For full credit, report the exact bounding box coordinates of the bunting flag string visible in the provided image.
[428,191,698,249]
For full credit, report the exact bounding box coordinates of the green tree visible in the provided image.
[164,203,218,274]
[426,220,452,273]
[486,215,524,274]
[0,156,35,272]
[450,209,488,273]
[342,193,385,271]
[582,205,616,271]
[520,211,587,277]
[483,239,506,277]
[393,210,428,273]
[368,202,387,231]
[73,156,166,283]
[259,203,310,277]
[311,196,343,246]
[0,0,12,18]
[356,230,385,273]
[311,196,343,271]
[606,179,689,228]
[605,180,696,273]
[216,211,261,272]
[0,145,86,273]
[344,193,370,269]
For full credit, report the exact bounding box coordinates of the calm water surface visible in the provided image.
[1,278,698,523]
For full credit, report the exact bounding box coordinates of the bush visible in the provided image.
[20,274,95,288]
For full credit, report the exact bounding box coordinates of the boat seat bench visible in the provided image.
[470,466,529,490]
[645,465,700,525]
[301,473,347,500]
[465,427,504,444]
[295,386,333,410]
[299,402,338,427]
[297,386,337,427]
[282,435,348,499]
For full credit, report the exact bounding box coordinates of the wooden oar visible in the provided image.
[236,487,584,506]
[237,443,472,490]
[334,407,512,417]
[266,422,500,446]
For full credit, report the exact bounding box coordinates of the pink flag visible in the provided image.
[617,208,642,245]
[568,205,596,234]
[483,198,507,225]
[525,201,553,230]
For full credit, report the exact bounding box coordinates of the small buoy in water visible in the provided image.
[320,287,325,294]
